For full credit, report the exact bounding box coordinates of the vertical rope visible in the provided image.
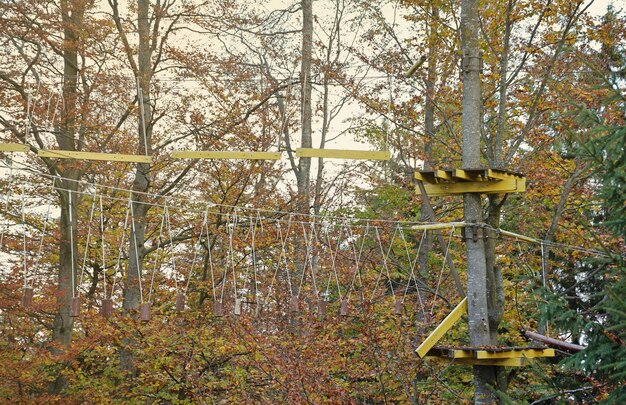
[164,205,179,293]
[147,207,165,303]
[0,159,14,249]
[32,199,52,287]
[541,241,549,335]
[304,221,319,297]
[430,226,455,314]
[252,212,261,305]
[220,214,232,302]
[228,210,239,301]
[21,183,28,288]
[345,222,368,302]
[128,194,143,303]
[370,226,397,301]
[100,195,107,299]
[401,228,426,317]
[185,209,207,295]
[137,78,149,156]
[77,192,97,297]
[324,224,342,298]
[69,188,76,298]
[110,197,131,298]
[205,208,217,301]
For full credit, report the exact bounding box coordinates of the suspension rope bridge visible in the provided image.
[0,144,616,370]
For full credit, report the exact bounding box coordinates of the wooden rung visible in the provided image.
[255,298,263,317]
[361,300,372,314]
[101,298,114,318]
[38,150,152,163]
[296,148,391,160]
[171,151,281,160]
[0,143,29,152]
[213,301,224,317]
[175,293,186,311]
[289,296,299,313]
[317,299,327,316]
[340,300,349,316]
[394,299,403,316]
[22,287,34,308]
[70,296,81,317]
[416,298,467,358]
[140,302,151,321]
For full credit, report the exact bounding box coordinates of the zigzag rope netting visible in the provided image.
[0,160,616,324]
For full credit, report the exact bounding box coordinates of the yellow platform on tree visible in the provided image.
[415,297,555,367]
[415,168,526,196]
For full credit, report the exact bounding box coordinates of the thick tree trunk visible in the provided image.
[418,5,437,303]
[298,0,313,215]
[460,0,495,403]
[121,0,152,374]
[49,0,84,393]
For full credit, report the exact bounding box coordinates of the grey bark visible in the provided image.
[418,6,437,305]
[297,0,313,215]
[120,0,153,373]
[49,0,85,393]
[460,0,495,403]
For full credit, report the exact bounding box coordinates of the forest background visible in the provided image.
[0,0,624,403]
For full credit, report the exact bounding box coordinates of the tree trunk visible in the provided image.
[49,0,85,393]
[418,5,437,302]
[298,0,313,215]
[121,0,152,374]
[460,0,495,402]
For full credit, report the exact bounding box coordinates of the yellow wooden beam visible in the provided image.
[172,151,281,160]
[435,169,454,181]
[426,357,529,367]
[409,222,466,231]
[453,169,481,181]
[0,143,29,152]
[38,150,152,163]
[451,349,474,359]
[496,229,538,244]
[425,356,526,367]
[415,172,429,182]
[416,298,467,358]
[296,148,391,160]
[487,169,521,181]
[416,178,526,196]
[475,348,555,359]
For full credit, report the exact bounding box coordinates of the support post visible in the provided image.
[460,0,495,402]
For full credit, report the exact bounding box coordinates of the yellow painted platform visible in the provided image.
[415,168,526,196]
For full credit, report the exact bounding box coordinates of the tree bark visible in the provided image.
[297,0,313,216]
[460,0,495,402]
[120,0,153,374]
[49,0,85,393]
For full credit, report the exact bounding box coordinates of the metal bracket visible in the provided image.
[462,50,484,74]
[461,225,487,241]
